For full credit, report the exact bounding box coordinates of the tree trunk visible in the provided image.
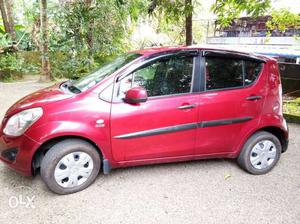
[185,0,193,46]
[5,0,16,41]
[31,18,41,50]
[85,0,94,62]
[39,0,51,82]
[0,0,9,33]
[0,0,12,39]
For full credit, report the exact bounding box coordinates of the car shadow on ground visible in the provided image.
[1,158,240,194]
[111,157,238,173]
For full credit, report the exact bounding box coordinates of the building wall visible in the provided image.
[207,37,300,47]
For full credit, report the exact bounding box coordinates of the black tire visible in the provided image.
[238,131,281,175]
[40,139,101,194]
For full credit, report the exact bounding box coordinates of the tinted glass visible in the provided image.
[73,53,141,92]
[118,56,194,98]
[205,57,243,90]
[244,61,262,85]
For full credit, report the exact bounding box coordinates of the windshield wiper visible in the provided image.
[68,85,81,94]
[61,80,81,94]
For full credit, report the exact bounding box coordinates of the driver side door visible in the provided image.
[110,53,200,162]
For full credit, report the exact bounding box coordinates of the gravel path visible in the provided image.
[0,80,299,224]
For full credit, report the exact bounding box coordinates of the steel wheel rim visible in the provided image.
[250,140,277,170]
[54,151,94,188]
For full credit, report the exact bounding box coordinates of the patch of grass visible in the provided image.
[283,97,300,124]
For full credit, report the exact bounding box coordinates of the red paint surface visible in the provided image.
[0,46,288,175]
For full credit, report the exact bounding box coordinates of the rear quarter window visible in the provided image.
[244,61,263,86]
[205,56,263,91]
[205,57,243,90]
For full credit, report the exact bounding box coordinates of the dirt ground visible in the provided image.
[0,80,299,224]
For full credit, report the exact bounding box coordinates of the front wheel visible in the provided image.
[238,131,282,175]
[40,139,101,194]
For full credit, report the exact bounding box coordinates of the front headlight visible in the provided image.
[3,107,43,137]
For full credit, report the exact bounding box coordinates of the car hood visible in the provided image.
[5,82,73,116]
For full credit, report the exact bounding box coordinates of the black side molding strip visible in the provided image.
[199,116,253,128]
[114,116,253,139]
[114,123,198,139]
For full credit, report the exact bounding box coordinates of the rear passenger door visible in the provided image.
[195,51,267,155]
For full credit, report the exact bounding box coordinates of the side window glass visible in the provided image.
[118,56,194,98]
[205,57,243,90]
[133,61,159,96]
[99,84,113,102]
[244,61,262,85]
[118,74,133,99]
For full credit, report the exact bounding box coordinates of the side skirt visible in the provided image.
[106,152,236,173]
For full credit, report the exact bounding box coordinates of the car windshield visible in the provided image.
[72,53,142,92]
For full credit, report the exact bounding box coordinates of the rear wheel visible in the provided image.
[238,131,281,175]
[40,139,101,194]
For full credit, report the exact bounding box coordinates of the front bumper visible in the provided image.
[0,133,41,176]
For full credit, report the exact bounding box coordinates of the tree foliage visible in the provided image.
[211,0,300,39]
[0,0,299,81]
[212,0,271,27]
[266,9,300,34]
[54,0,135,56]
[41,0,148,79]
[148,0,198,45]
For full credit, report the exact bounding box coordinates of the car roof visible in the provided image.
[132,45,272,62]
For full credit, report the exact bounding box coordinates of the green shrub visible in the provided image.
[283,98,300,124]
[0,52,39,81]
[0,50,115,82]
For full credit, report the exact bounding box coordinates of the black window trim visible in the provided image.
[102,50,265,103]
[116,50,199,82]
[200,50,264,93]
[242,60,246,86]
[202,50,266,63]
[112,50,200,102]
[145,49,199,60]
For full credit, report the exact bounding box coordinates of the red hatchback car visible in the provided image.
[0,47,289,194]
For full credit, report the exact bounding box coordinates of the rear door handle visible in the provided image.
[178,104,197,110]
[246,95,262,101]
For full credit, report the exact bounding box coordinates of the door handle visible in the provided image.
[246,95,262,101]
[178,104,197,110]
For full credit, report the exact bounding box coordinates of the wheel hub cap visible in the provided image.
[54,152,94,188]
[250,140,277,170]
